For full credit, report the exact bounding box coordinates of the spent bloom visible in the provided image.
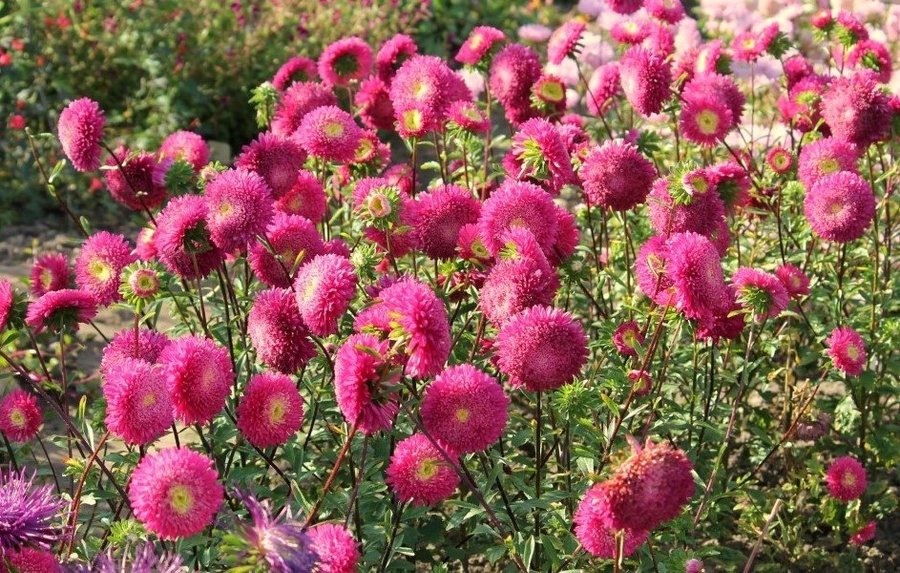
[128,448,223,539]
[825,456,867,502]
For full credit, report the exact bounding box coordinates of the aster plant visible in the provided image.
[0,2,897,572]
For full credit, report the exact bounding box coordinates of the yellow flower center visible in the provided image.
[355,138,374,162]
[302,274,320,303]
[416,458,439,481]
[845,344,859,361]
[819,158,839,174]
[218,201,234,216]
[142,392,157,407]
[88,258,113,283]
[402,109,423,132]
[268,397,287,425]
[9,408,25,428]
[841,472,856,488]
[455,408,470,423]
[411,79,430,100]
[40,269,54,289]
[540,81,565,102]
[696,109,721,135]
[469,34,484,50]
[168,484,194,515]
[323,121,344,138]
[829,200,845,215]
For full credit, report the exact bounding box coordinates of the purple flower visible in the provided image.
[0,469,64,552]
[228,491,319,573]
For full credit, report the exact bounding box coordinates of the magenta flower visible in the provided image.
[821,72,892,148]
[297,106,363,163]
[159,130,209,172]
[307,523,360,573]
[375,34,418,84]
[478,180,559,258]
[797,137,859,189]
[160,336,234,425]
[775,264,810,299]
[128,448,223,539]
[26,289,97,334]
[333,333,398,434]
[274,169,327,222]
[766,146,794,174]
[507,118,577,195]
[318,37,372,87]
[272,56,318,90]
[580,141,656,210]
[103,146,169,211]
[74,231,136,307]
[574,483,648,558]
[99,327,170,380]
[619,47,672,117]
[386,433,459,506]
[489,44,542,126]
[586,63,621,116]
[294,253,357,337]
[237,373,304,448]
[803,171,875,243]
[248,213,324,288]
[0,390,41,443]
[57,97,105,172]
[666,232,730,320]
[420,364,509,455]
[0,280,13,333]
[389,55,470,138]
[154,195,223,280]
[613,320,645,358]
[247,288,315,375]
[495,305,588,392]
[234,132,307,199]
[204,168,274,253]
[456,26,506,66]
[825,456,867,502]
[547,20,585,65]
[103,358,172,446]
[29,253,70,297]
[826,326,867,376]
[271,82,338,138]
[414,184,481,260]
[355,77,395,131]
[732,267,789,320]
[850,521,877,546]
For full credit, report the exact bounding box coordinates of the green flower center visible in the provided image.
[416,458,439,481]
[169,484,194,515]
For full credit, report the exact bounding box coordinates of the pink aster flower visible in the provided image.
[128,447,223,539]
[595,439,695,531]
[635,235,674,306]
[507,118,577,195]
[846,40,892,83]
[237,373,304,448]
[489,44,542,126]
[478,180,559,258]
[646,0,684,24]
[0,280,13,332]
[834,11,869,43]
[775,264,810,299]
[530,74,567,117]
[272,56,318,90]
[732,267,789,320]
[159,130,209,172]
[293,253,357,337]
[647,177,727,238]
[307,523,360,573]
[479,230,560,325]
[586,63,621,115]
[154,195,223,280]
[57,97,105,172]
[248,213,324,288]
[613,320,645,358]
[297,106,362,163]
[695,286,746,343]
[386,433,459,506]
[666,232,730,320]
[826,327,867,376]
[683,73,744,128]
[550,205,579,265]
[766,146,794,174]
[30,253,69,296]
[103,146,169,211]
[447,100,490,134]
[234,132,307,199]
[1,547,61,572]
[825,456,867,502]
[271,82,338,138]
[850,521,876,546]
[0,390,42,443]
[574,483,649,558]
[160,336,234,425]
[778,75,830,134]
[318,37,372,87]
[333,333,398,434]
[247,288,315,375]
[797,138,858,189]
[707,161,751,213]
[414,185,481,259]
[619,46,672,117]
[74,231,136,307]
[376,34,418,84]
[783,55,813,90]
[685,558,705,573]
[495,305,588,392]
[804,171,875,243]
[355,77,395,131]
[605,0,644,15]
[420,364,509,455]
[821,71,892,148]
[389,55,471,138]
[547,20,585,65]
[26,289,97,334]
[456,26,506,66]
[376,278,451,379]
[731,24,779,63]
[135,226,157,261]
[273,169,327,222]
[580,141,656,210]
[100,327,170,380]
[204,168,274,253]
[680,94,733,146]
[611,19,651,45]
[103,358,172,446]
